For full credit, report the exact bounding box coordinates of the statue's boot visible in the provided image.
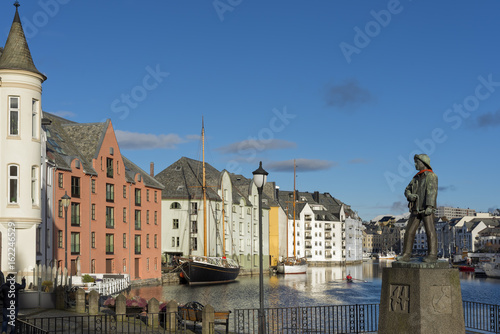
[423,254,437,263]
[396,253,411,262]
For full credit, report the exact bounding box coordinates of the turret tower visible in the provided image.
[0,2,47,273]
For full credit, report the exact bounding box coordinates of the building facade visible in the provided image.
[436,206,476,219]
[44,114,163,280]
[0,4,47,273]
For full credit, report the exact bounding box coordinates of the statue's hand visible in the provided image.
[424,207,433,216]
[407,194,417,201]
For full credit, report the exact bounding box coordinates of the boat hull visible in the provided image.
[180,261,240,285]
[277,263,308,274]
[483,263,500,278]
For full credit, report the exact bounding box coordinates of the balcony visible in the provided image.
[305,243,312,249]
[325,224,332,231]
[305,234,312,240]
[305,224,312,231]
[325,233,332,240]
[325,244,332,249]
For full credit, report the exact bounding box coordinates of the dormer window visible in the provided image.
[9,97,19,136]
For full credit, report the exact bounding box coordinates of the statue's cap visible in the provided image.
[414,154,432,169]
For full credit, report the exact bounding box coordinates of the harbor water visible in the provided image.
[129,261,500,310]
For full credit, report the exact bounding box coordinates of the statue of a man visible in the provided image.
[397,154,438,263]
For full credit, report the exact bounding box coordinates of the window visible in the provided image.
[146,210,150,224]
[135,235,141,254]
[135,210,141,230]
[173,219,179,229]
[176,237,180,247]
[58,173,63,188]
[171,237,175,247]
[135,189,141,205]
[71,232,80,255]
[58,200,63,217]
[154,191,157,203]
[91,204,96,220]
[91,179,96,193]
[91,232,96,248]
[123,185,127,198]
[147,189,150,202]
[154,211,157,225]
[123,233,127,248]
[123,259,126,272]
[71,176,80,198]
[106,158,113,178]
[31,166,38,205]
[191,203,198,215]
[106,184,114,202]
[147,258,150,271]
[71,203,80,226]
[191,221,198,234]
[191,237,197,251]
[58,231,63,248]
[171,202,181,209]
[123,208,127,222]
[106,234,114,254]
[9,97,19,136]
[106,207,114,228]
[91,260,96,273]
[154,234,158,248]
[146,234,150,248]
[8,165,19,204]
[32,99,39,138]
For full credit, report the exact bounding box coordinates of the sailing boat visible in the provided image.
[179,121,240,285]
[277,160,308,274]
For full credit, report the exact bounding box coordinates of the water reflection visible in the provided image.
[128,261,500,311]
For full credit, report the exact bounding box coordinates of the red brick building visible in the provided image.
[45,113,163,281]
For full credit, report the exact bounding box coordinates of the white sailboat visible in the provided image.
[277,160,308,274]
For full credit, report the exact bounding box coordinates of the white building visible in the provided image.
[0,4,47,273]
[155,157,270,273]
[436,206,476,219]
[278,191,363,264]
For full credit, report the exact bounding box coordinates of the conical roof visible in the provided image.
[0,4,46,81]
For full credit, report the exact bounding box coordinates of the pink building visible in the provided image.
[46,114,163,281]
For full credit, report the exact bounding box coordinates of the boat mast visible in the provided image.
[202,118,207,257]
[293,159,296,258]
[221,184,226,256]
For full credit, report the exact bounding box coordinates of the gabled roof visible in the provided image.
[0,5,46,81]
[154,157,222,201]
[42,112,162,189]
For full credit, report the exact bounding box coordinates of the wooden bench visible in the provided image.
[179,306,231,333]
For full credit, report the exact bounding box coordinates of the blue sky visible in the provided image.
[3,1,499,220]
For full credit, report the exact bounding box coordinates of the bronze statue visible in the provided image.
[397,154,438,263]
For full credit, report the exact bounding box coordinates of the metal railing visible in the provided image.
[16,319,49,334]
[24,301,500,333]
[463,300,500,333]
[235,304,379,333]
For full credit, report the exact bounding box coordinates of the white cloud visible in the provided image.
[115,130,184,150]
[266,159,336,172]
[217,139,296,154]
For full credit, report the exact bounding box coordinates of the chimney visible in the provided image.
[313,191,320,203]
[275,186,280,201]
[150,162,154,177]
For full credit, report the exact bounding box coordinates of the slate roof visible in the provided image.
[42,112,163,189]
[0,6,46,80]
[154,157,222,201]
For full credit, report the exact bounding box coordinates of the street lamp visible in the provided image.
[252,161,268,334]
[61,191,71,282]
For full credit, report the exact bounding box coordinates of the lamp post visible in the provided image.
[61,191,71,281]
[252,161,268,334]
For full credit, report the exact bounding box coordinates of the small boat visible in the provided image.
[378,251,396,260]
[483,255,500,278]
[458,265,475,272]
[277,160,308,275]
[179,256,240,285]
[277,257,308,274]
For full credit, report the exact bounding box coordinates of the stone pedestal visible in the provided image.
[378,261,465,334]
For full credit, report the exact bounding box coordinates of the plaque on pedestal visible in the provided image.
[378,261,465,334]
